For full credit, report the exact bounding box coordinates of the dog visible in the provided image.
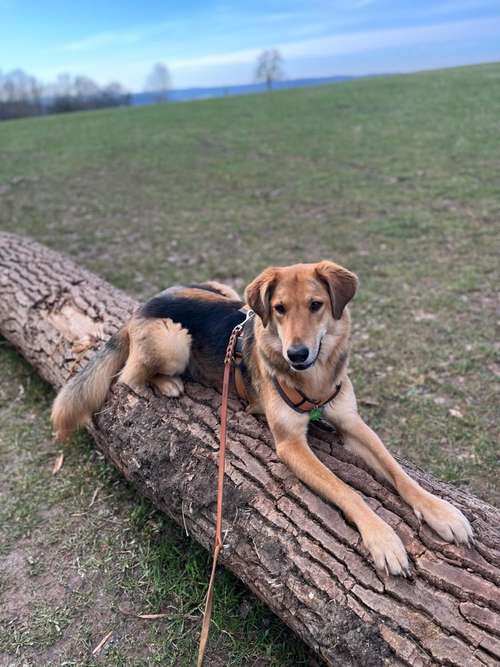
[52,260,473,575]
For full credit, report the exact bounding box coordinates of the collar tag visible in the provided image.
[309,406,323,422]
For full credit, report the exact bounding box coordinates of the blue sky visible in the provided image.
[1,0,500,91]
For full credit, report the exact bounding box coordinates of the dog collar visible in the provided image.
[272,376,342,421]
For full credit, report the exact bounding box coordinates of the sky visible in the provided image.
[1,0,500,92]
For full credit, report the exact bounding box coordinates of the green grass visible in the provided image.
[1,62,499,664]
[0,346,312,665]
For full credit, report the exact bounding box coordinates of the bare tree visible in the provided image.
[102,82,131,106]
[74,75,100,101]
[255,49,284,91]
[145,63,171,102]
[0,68,42,120]
[0,68,130,121]
[55,73,75,98]
[49,73,130,114]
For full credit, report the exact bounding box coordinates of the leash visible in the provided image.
[197,311,251,667]
[197,308,341,663]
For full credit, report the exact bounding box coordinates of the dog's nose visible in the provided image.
[287,345,309,364]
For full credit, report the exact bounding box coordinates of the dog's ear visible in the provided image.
[245,268,279,327]
[315,261,358,320]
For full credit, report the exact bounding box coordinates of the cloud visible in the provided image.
[55,6,370,56]
[282,16,500,60]
[171,48,261,70]
[33,12,500,91]
[422,0,500,16]
[169,16,500,71]
[59,20,179,53]
[61,30,145,52]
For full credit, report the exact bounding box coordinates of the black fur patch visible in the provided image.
[141,294,246,364]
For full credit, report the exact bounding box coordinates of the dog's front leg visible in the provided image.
[325,378,473,546]
[264,389,409,575]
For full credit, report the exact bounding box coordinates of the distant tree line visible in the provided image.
[0,69,130,121]
[1,48,284,121]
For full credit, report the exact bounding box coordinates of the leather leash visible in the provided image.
[197,308,341,663]
[197,312,250,667]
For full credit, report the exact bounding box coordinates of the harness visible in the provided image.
[233,309,253,401]
[272,376,342,421]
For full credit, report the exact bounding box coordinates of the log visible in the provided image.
[0,231,499,667]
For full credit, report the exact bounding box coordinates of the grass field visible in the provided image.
[0,62,499,665]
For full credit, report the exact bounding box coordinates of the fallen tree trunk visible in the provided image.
[0,232,499,666]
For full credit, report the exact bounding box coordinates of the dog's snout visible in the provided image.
[287,345,309,364]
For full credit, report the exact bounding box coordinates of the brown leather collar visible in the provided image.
[272,375,341,415]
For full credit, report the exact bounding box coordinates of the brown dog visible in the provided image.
[52,261,473,575]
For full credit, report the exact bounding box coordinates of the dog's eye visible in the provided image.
[274,304,286,315]
[310,301,323,312]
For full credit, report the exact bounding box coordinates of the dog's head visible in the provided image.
[245,261,358,371]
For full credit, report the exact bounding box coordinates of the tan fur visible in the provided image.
[52,262,473,575]
[119,318,191,390]
[245,261,473,575]
[51,329,129,441]
[198,281,241,301]
[51,318,191,441]
[174,282,241,302]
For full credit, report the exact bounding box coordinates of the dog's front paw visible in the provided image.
[151,375,184,397]
[413,493,473,545]
[361,518,410,576]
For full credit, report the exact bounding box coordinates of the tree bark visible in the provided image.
[0,232,499,667]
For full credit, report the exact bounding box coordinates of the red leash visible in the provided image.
[197,318,246,666]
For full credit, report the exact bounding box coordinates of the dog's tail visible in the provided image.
[51,327,129,441]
